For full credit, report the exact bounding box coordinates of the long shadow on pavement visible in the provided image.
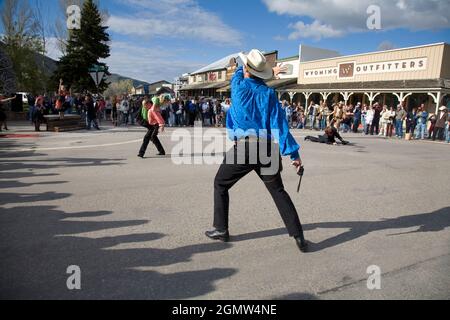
[0,206,235,300]
[233,207,450,252]
[0,138,236,300]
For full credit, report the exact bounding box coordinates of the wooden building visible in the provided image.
[278,43,450,113]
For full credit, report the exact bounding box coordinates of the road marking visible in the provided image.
[7,132,443,153]
[0,134,40,138]
[10,139,142,152]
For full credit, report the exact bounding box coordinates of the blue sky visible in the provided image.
[19,0,450,83]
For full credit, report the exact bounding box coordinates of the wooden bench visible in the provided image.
[6,111,27,121]
[44,115,85,132]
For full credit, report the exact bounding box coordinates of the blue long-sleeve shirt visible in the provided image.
[226,66,300,161]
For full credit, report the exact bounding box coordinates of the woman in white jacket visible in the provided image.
[365,105,375,135]
[379,105,388,136]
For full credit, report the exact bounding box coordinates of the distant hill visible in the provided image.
[105,73,150,87]
[0,40,57,77]
[0,41,150,88]
[35,51,58,76]
[38,52,151,87]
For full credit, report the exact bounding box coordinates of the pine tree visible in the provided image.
[55,0,110,93]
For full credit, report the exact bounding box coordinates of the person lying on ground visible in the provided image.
[304,126,349,145]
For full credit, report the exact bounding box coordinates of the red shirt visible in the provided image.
[148,106,165,126]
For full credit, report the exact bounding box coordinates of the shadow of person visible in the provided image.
[0,206,235,300]
[345,142,367,153]
[0,157,126,172]
[0,180,68,189]
[142,153,227,159]
[233,207,450,253]
[0,172,59,180]
[0,191,71,205]
[274,292,319,300]
[0,154,126,205]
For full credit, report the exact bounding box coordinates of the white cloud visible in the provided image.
[109,0,242,46]
[377,41,396,51]
[288,20,344,41]
[43,38,203,83]
[263,0,450,38]
[103,41,203,83]
[43,0,233,82]
[273,35,286,41]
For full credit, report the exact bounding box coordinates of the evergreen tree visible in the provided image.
[1,0,48,94]
[55,0,110,93]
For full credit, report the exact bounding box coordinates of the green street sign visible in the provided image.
[89,65,106,72]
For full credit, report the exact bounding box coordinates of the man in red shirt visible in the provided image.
[138,97,166,158]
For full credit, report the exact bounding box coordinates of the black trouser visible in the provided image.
[33,112,43,131]
[305,135,329,144]
[139,125,165,156]
[370,120,379,135]
[353,120,360,133]
[213,141,305,239]
[87,116,99,130]
[432,127,445,141]
[122,113,129,125]
[406,121,416,134]
[189,112,195,126]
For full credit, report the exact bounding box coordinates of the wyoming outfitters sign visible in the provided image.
[303,57,428,80]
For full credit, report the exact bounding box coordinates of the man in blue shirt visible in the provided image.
[415,104,429,140]
[205,49,309,253]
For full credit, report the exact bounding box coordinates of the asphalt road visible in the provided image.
[1,122,449,300]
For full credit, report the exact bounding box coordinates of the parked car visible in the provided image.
[16,92,31,105]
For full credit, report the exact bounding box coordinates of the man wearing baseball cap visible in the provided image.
[205,49,309,253]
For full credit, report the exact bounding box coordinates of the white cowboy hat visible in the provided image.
[439,106,447,111]
[238,49,273,80]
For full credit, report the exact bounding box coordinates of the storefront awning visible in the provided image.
[277,78,450,93]
[265,78,298,89]
[179,81,229,91]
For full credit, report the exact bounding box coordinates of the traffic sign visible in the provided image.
[89,65,106,73]
[90,71,105,87]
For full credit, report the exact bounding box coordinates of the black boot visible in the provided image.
[295,237,309,253]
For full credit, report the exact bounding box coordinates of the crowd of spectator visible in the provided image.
[16,87,450,143]
[108,95,232,128]
[281,100,450,142]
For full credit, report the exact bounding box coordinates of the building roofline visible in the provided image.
[149,80,172,85]
[189,50,279,76]
[189,52,241,76]
[300,42,448,64]
[277,55,299,62]
[264,50,278,56]
[190,67,226,76]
